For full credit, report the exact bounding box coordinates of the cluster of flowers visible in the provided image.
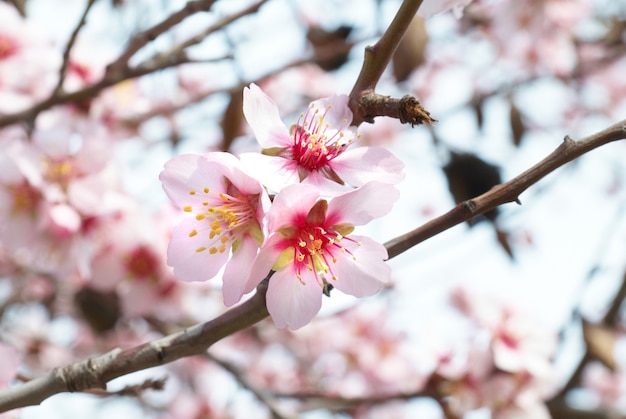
[0,3,216,384]
[160,83,405,328]
[202,285,559,418]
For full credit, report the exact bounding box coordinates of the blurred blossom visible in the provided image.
[245,182,399,329]
[0,343,20,388]
[160,152,269,306]
[241,83,404,195]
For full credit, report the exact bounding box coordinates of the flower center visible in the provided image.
[184,182,258,255]
[9,181,41,216]
[290,104,351,172]
[43,159,76,188]
[0,35,17,60]
[124,245,160,281]
[290,224,358,286]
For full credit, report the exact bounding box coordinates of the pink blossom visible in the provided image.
[159,152,269,306]
[241,83,404,194]
[89,207,186,320]
[0,3,59,112]
[244,182,399,329]
[0,343,20,388]
[417,0,474,18]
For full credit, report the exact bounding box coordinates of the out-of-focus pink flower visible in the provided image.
[160,152,269,306]
[582,361,625,409]
[0,3,59,112]
[241,83,404,194]
[244,182,399,329]
[89,208,188,320]
[450,286,557,376]
[0,343,20,388]
[417,0,474,18]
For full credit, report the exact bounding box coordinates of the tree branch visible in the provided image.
[51,0,97,96]
[105,0,219,78]
[0,0,263,128]
[0,279,270,412]
[385,119,626,260]
[349,0,424,125]
[1,119,625,413]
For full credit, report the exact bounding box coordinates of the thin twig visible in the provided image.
[105,0,219,78]
[207,353,297,419]
[385,120,626,260]
[349,0,424,125]
[0,279,271,412]
[0,0,263,128]
[51,0,97,96]
[0,120,625,413]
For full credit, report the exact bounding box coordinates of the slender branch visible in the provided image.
[358,92,436,125]
[208,353,297,419]
[1,119,625,413]
[349,0,424,125]
[273,387,439,413]
[105,0,218,77]
[0,279,270,413]
[385,119,626,260]
[168,0,267,55]
[51,0,97,96]
[0,0,262,128]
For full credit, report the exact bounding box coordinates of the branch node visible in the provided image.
[399,95,437,126]
[463,200,477,214]
[60,358,105,392]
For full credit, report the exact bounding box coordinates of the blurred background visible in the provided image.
[2,0,626,417]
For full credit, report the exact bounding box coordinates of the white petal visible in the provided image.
[331,146,405,187]
[243,83,291,148]
[266,268,322,329]
[327,181,400,226]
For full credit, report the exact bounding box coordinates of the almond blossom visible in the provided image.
[159,152,269,306]
[240,83,404,194]
[417,0,474,18]
[242,182,399,329]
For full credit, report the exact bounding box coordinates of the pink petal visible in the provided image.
[326,181,400,226]
[243,83,291,148]
[159,154,202,205]
[167,218,229,282]
[329,235,390,297]
[239,152,300,194]
[266,183,319,231]
[266,267,323,329]
[331,146,405,187]
[244,234,285,291]
[222,235,261,306]
[417,0,473,17]
[0,343,20,388]
[301,170,351,196]
[309,94,353,128]
[204,152,264,195]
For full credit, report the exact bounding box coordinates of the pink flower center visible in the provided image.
[43,159,77,189]
[124,245,160,281]
[184,182,258,255]
[279,200,359,287]
[290,104,351,172]
[9,181,41,216]
[0,35,18,60]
